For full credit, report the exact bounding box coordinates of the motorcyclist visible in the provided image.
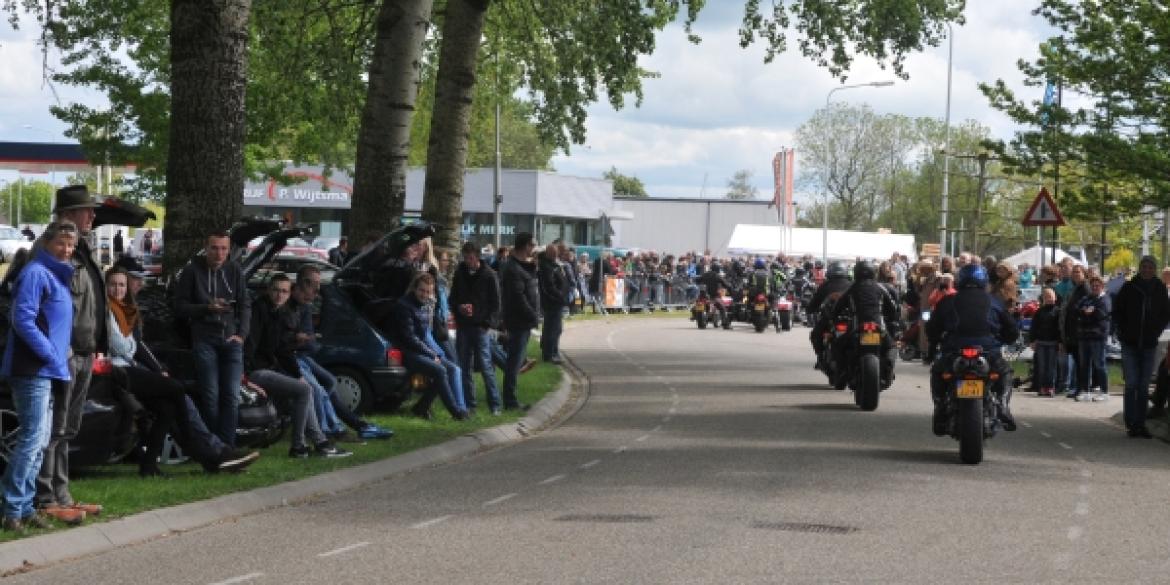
[697,261,730,322]
[829,261,901,387]
[749,258,773,301]
[808,261,852,370]
[925,264,1019,435]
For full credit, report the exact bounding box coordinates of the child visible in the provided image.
[1029,287,1062,397]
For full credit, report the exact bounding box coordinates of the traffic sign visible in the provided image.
[1021,187,1066,227]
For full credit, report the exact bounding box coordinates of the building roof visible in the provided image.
[0,141,136,173]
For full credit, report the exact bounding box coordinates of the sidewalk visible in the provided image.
[0,365,587,576]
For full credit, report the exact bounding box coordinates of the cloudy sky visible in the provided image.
[0,3,1053,201]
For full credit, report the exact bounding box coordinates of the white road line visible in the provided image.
[1058,442,1073,450]
[540,474,566,485]
[1075,503,1090,516]
[635,434,650,442]
[651,425,662,432]
[318,542,371,558]
[1068,526,1084,541]
[411,515,454,529]
[483,493,518,507]
[1021,421,1033,428]
[581,459,601,469]
[1040,431,1052,438]
[209,573,264,585]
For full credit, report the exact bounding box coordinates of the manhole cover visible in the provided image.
[751,521,858,535]
[554,514,655,523]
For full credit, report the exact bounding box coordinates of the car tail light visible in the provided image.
[961,347,980,359]
[92,355,113,376]
[387,348,404,367]
[835,322,848,333]
[861,322,878,332]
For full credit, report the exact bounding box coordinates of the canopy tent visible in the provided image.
[1001,245,1083,268]
[725,224,917,261]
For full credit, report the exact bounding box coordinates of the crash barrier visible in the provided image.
[592,274,697,314]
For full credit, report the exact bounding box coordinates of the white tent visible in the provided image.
[725,224,917,261]
[1001,245,1082,268]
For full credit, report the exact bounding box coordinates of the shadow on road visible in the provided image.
[784,403,860,411]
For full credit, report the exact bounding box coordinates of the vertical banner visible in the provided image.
[771,151,784,223]
[784,148,796,226]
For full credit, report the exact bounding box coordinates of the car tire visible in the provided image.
[330,366,374,414]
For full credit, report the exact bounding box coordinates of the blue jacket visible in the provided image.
[927,286,1018,354]
[388,294,439,360]
[2,249,75,380]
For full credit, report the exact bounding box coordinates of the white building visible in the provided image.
[612,197,782,256]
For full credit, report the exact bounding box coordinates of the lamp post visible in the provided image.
[822,80,895,264]
[940,23,954,255]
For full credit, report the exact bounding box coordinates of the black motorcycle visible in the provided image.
[750,292,772,333]
[821,316,851,390]
[941,346,1004,465]
[841,320,886,411]
[692,292,721,330]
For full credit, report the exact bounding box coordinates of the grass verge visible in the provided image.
[1,339,562,542]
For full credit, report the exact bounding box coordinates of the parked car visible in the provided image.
[249,254,340,289]
[0,225,33,263]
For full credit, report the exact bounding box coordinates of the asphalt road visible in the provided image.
[10,316,1170,584]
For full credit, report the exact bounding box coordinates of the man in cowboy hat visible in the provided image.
[37,185,106,522]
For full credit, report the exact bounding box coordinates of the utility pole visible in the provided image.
[972,152,990,254]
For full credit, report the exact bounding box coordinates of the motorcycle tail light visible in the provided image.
[787,293,794,301]
[835,322,848,333]
[756,293,766,302]
[387,348,404,367]
[989,372,1000,381]
[92,355,113,376]
[861,322,878,332]
[942,372,953,380]
[961,347,980,359]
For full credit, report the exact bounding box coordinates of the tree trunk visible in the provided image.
[164,0,251,274]
[351,0,434,247]
[421,0,490,254]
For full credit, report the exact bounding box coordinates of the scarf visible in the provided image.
[108,295,139,337]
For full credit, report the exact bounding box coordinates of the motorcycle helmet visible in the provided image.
[826,261,848,279]
[754,258,766,269]
[814,260,824,269]
[853,260,876,281]
[957,264,989,289]
[794,268,807,278]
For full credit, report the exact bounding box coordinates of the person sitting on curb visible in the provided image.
[245,274,352,458]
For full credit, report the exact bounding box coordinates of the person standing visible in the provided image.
[141,227,154,256]
[1075,276,1111,403]
[538,242,569,364]
[2,221,81,531]
[1114,256,1170,438]
[1059,265,1090,399]
[174,230,252,447]
[1028,288,1062,397]
[38,186,107,521]
[500,232,540,410]
[450,242,502,414]
[112,229,124,260]
[328,237,349,266]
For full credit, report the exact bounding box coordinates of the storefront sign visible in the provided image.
[461,223,516,236]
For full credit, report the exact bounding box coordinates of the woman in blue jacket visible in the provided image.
[1,221,78,532]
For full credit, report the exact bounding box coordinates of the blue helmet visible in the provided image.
[957,264,988,289]
[754,258,766,269]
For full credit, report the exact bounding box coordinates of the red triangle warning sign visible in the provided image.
[1021,187,1066,227]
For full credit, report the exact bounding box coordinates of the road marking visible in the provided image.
[581,459,601,469]
[209,573,264,585]
[1040,431,1052,438]
[1021,421,1033,428]
[411,515,454,529]
[1075,502,1090,516]
[1067,526,1083,541]
[635,434,650,442]
[651,425,662,432]
[318,542,370,558]
[613,446,628,454]
[540,474,566,485]
[1058,442,1073,450]
[668,407,677,414]
[1080,469,1092,478]
[483,493,518,507]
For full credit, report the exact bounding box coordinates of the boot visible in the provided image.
[997,385,1017,431]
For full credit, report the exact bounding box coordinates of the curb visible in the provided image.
[0,366,584,575]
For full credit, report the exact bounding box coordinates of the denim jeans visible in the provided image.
[1077,339,1108,395]
[403,352,464,417]
[248,369,325,449]
[192,339,244,447]
[1122,345,1158,430]
[1033,341,1059,390]
[489,332,508,370]
[298,357,342,435]
[4,377,52,520]
[298,355,364,431]
[426,331,465,412]
[456,325,500,410]
[541,307,564,361]
[37,354,91,507]
[503,328,532,408]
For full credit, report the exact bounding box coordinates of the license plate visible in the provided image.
[957,379,984,398]
[755,303,766,310]
[695,302,705,310]
[860,331,881,345]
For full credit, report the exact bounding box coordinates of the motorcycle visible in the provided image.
[843,320,886,411]
[942,346,1005,465]
[800,285,817,327]
[773,294,794,332]
[750,293,773,333]
[719,294,735,329]
[821,316,851,390]
[692,292,720,330]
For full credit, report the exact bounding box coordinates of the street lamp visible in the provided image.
[821,80,896,265]
[940,23,954,255]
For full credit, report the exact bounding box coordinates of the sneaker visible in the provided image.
[1076,393,1092,402]
[288,444,311,459]
[1093,392,1109,402]
[490,407,502,416]
[314,441,353,458]
[21,512,51,530]
[357,424,394,440]
[218,449,260,472]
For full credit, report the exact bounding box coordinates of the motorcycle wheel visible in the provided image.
[722,314,732,330]
[858,354,880,411]
[754,315,767,333]
[780,311,792,331]
[696,312,707,329]
[957,398,984,465]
